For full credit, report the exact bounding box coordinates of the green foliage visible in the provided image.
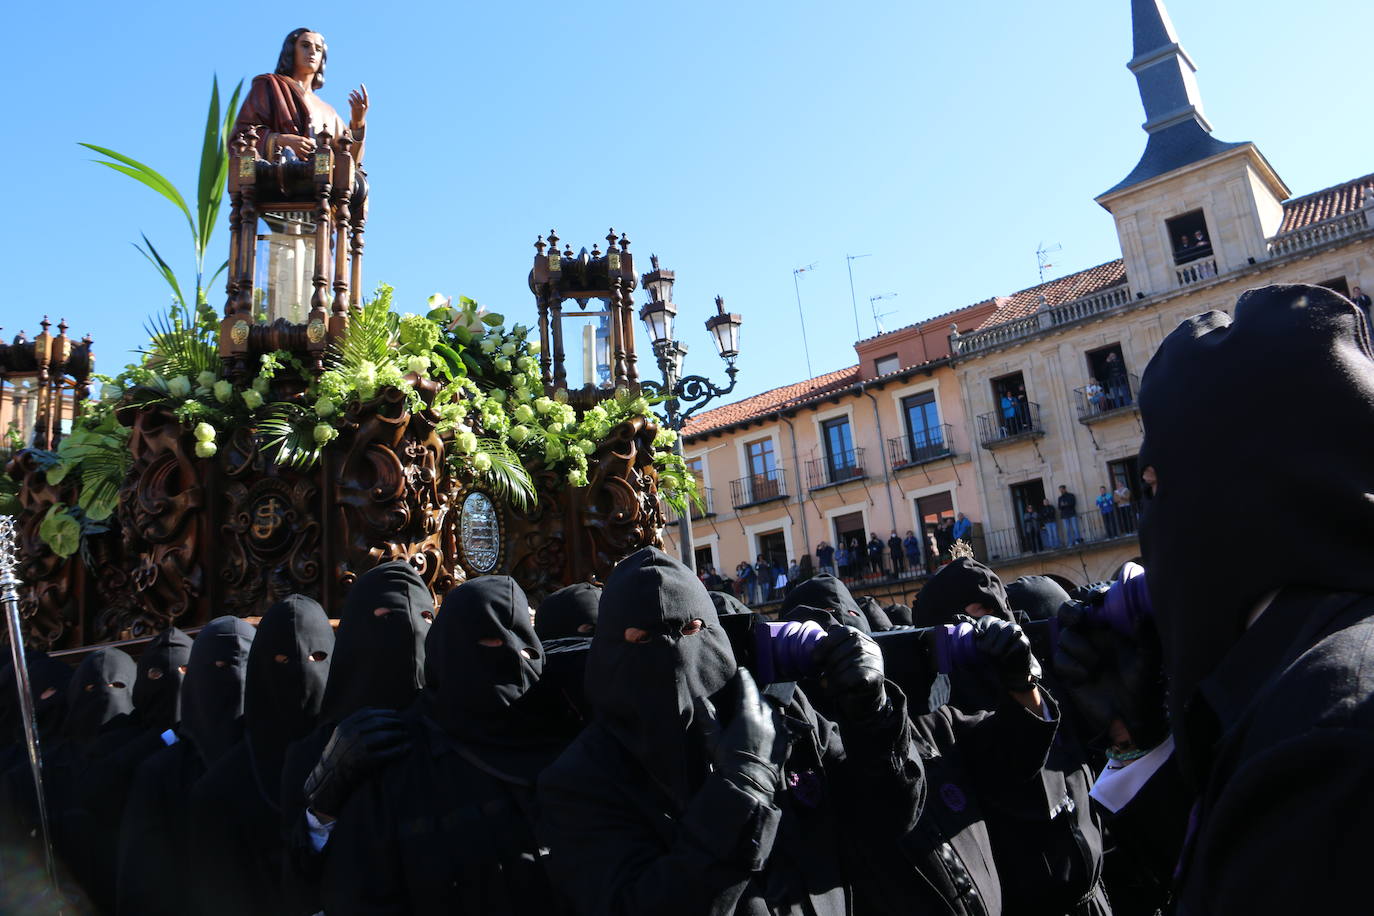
[467,438,535,511]
[139,308,221,381]
[46,415,131,522]
[81,76,243,311]
[332,286,400,374]
[256,402,325,470]
[39,505,81,558]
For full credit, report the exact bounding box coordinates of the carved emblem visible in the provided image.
[608,253,621,270]
[307,318,326,343]
[548,251,561,272]
[250,495,287,544]
[231,320,250,345]
[238,155,254,180]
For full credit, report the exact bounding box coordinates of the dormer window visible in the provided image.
[1166,210,1213,265]
[874,354,900,377]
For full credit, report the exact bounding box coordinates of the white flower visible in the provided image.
[510,425,531,443]
[495,358,512,373]
[241,389,264,410]
[196,370,217,389]
[213,380,233,403]
[313,423,336,444]
[194,440,218,458]
[315,397,336,418]
[252,375,271,395]
[167,375,192,398]
[407,355,431,377]
[472,452,492,472]
[500,341,517,357]
[528,341,542,355]
[193,422,216,443]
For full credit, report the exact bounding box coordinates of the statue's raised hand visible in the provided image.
[276,134,316,157]
[349,84,369,129]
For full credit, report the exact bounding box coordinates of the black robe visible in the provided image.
[538,548,921,916]
[322,575,575,915]
[116,617,254,916]
[278,561,432,915]
[189,597,333,916]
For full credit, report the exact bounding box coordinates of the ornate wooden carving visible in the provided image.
[4,450,81,647]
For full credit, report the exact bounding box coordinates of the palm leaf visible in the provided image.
[139,308,219,378]
[328,288,398,373]
[134,234,187,311]
[256,403,324,469]
[472,438,536,511]
[79,143,196,243]
[196,76,223,262]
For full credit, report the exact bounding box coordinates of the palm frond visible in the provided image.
[256,402,324,469]
[328,287,398,373]
[473,438,536,511]
[139,307,220,379]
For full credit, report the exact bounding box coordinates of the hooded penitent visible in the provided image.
[182,616,255,767]
[858,595,894,631]
[708,590,752,617]
[534,582,601,640]
[245,595,334,805]
[585,548,737,804]
[1137,284,1374,734]
[320,560,432,722]
[779,574,872,633]
[1,652,72,745]
[427,576,573,782]
[884,603,914,627]
[1005,575,1071,622]
[912,558,1014,627]
[64,648,136,743]
[133,628,193,734]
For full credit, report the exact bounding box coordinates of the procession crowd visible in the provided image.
[2,283,1372,916]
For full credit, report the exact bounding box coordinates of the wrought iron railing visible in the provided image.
[887,424,953,469]
[983,505,1140,562]
[1073,372,1140,420]
[730,468,787,509]
[664,486,714,523]
[804,448,866,490]
[976,401,1042,447]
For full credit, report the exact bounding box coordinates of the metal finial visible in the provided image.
[535,235,547,254]
[714,295,726,314]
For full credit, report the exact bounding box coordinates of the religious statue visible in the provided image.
[232,28,369,163]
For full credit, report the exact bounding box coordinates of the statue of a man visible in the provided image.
[232,28,369,163]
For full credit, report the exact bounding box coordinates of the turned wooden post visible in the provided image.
[310,133,335,323]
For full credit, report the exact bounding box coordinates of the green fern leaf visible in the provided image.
[472,438,536,511]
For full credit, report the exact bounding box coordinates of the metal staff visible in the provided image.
[0,515,59,896]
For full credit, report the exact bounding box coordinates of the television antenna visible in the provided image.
[869,293,899,334]
[1036,242,1062,283]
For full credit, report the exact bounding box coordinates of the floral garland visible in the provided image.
[31,288,695,557]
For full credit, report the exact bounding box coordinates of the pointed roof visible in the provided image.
[1100,0,1247,197]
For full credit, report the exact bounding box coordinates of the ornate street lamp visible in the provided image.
[637,256,743,570]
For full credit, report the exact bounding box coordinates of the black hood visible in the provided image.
[913,558,1013,627]
[708,591,752,617]
[1,652,72,742]
[534,582,601,640]
[884,603,914,627]
[586,548,736,804]
[1005,576,1071,622]
[245,595,334,804]
[182,616,255,766]
[779,574,871,633]
[64,648,136,741]
[133,627,193,733]
[1137,284,1374,735]
[320,560,432,722]
[858,595,894,631]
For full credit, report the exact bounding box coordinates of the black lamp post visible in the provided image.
[637,256,742,571]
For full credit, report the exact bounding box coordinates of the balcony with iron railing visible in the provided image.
[664,486,715,523]
[983,505,1141,564]
[730,468,788,509]
[887,424,954,470]
[976,401,1043,448]
[1073,373,1140,422]
[804,448,867,490]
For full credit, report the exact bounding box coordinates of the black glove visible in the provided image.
[1053,596,1167,748]
[969,615,1041,692]
[304,707,411,818]
[695,668,787,806]
[812,624,888,721]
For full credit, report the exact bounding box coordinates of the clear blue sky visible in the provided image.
[4,0,1369,402]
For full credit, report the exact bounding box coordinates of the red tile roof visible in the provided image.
[682,365,859,438]
[973,260,1127,331]
[1277,172,1373,234]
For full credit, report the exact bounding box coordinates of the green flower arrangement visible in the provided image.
[33,289,696,556]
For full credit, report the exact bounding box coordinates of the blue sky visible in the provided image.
[5,0,1369,402]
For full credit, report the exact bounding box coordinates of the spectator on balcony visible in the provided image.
[1039,499,1061,550]
[1176,234,1193,259]
[1113,480,1135,533]
[735,561,754,603]
[1104,352,1130,408]
[1096,486,1117,538]
[951,512,973,546]
[1057,486,1082,545]
[1193,228,1210,252]
[934,517,955,563]
[925,527,941,569]
[1085,379,1107,414]
[1000,391,1018,436]
[903,530,922,573]
[753,555,772,604]
[848,537,866,579]
[834,542,850,579]
[786,558,801,589]
[798,553,814,585]
[1016,385,1032,430]
[816,540,836,576]
[867,534,886,577]
[886,530,905,576]
[1021,505,1043,552]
